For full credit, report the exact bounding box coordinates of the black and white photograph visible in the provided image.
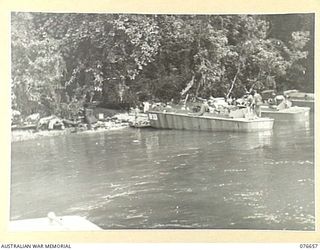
[9,11,315,232]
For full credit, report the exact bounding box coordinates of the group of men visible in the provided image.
[198,90,264,117]
[267,93,292,110]
[247,90,264,117]
[198,89,293,118]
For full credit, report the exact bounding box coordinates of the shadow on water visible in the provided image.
[10,114,314,230]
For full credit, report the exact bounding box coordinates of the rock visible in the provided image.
[37,115,56,129]
[48,118,65,130]
[12,110,21,116]
[112,113,131,122]
[62,119,80,127]
[25,113,40,123]
[86,115,98,124]
[12,110,22,125]
[37,115,64,130]
[98,113,104,120]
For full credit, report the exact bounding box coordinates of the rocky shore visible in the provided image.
[11,110,149,142]
[11,123,129,142]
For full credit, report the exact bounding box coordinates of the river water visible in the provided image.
[11,115,315,230]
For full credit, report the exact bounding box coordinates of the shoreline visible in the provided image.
[11,123,130,143]
[11,110,151,143]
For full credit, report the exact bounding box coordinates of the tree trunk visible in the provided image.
[226,63,241,99]
[195,75,204,98]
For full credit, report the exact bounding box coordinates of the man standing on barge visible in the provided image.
[252,90,263,117]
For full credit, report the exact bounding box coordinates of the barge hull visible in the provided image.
[261,107,310,122]
[291,100,314,111]
[148,112,274,132]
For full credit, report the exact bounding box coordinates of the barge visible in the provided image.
[148,111,274,132]
[284,91,314,111]
[261,106,310,122]
[291,99,314,111]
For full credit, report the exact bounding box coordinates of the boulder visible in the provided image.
[37,116,65,130]
[48,118,65,130]
[25,113,40,123]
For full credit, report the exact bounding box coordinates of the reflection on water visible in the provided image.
[11,114,315,230]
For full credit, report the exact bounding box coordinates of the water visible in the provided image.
[11,115,315,230]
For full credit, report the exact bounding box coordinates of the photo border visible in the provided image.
[0,0,319,243]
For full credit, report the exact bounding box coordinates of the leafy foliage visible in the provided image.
[11,13,313,116]
[11,13,66,115]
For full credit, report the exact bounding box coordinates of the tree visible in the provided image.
[264,14,314,92]
[11,13,313,117]
[11,12,66,116]
[34,13,161,104]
